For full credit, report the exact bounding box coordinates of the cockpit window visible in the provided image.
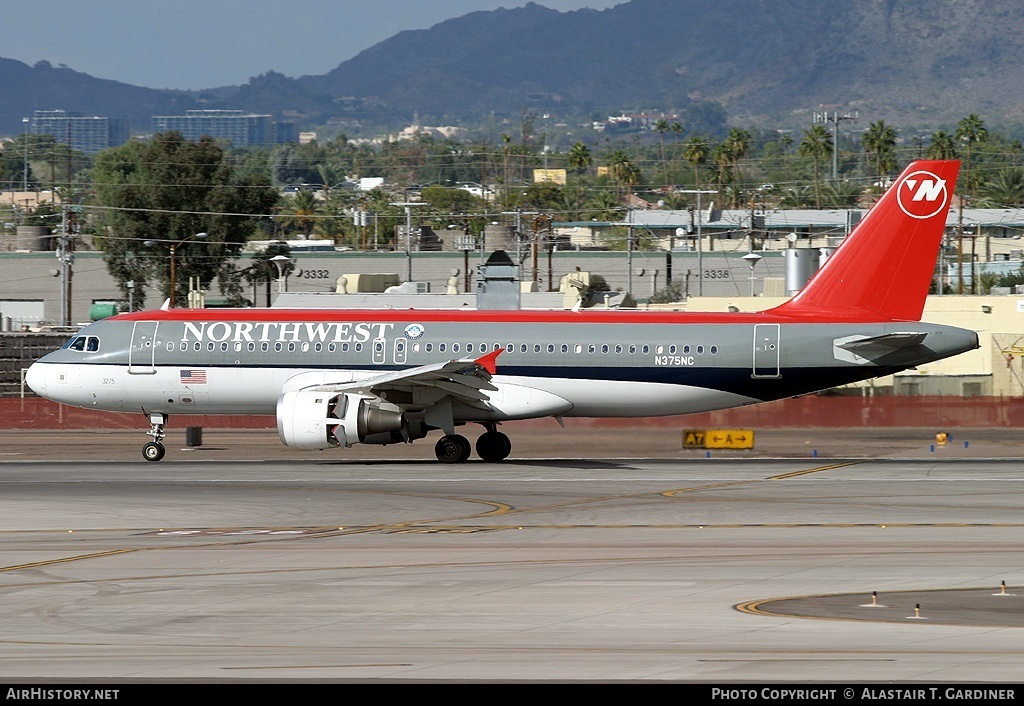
[66,336,100,352]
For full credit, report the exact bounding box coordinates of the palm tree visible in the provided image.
[567,141,593,175]
[606,149,639,202]
[654,118,670,181]
[722,128,752,206]
[798,125,833,208]
[976,167,1024,207]
[566,141,593,220]
[670,121,684,165]
[926,131,958,160]
[683,136,710,190]
[712,142,734,201]
[863,120,898,188]
[821,180,864,209]
[956,113,988,197]
[278,189,320,239]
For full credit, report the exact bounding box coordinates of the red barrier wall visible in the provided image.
[2,396,1022,430]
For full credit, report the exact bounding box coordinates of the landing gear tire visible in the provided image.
[435,434,471,463]
[476,430,512,462]
[144,412,168,462]
[143,442,166,462]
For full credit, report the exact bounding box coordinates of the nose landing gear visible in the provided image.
[143,412,168,462]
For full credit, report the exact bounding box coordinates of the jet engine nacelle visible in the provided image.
[276,389,405,450]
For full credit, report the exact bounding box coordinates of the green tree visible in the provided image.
[654,118,670,179]
[682,136,711,190]
[956,113,988,198]
[606,149,640,202]
[798,125,833,208]
[926,130,958,160]
[566,141,594,219]
[278,189,321,239]
[92,131,279,309]
[976,167,1024,207]
[863,120,899,188]
[722,128,752,206]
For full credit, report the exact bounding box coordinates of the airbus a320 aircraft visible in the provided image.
[27,160,978,462]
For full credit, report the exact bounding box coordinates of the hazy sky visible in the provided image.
[7,1,623,90]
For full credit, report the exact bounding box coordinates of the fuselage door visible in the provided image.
[128,321,159,375]
[393,337,407,365]
[372,337,386,365]
[752,323,781,378]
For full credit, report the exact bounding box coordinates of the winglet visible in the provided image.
[474,347,503,375]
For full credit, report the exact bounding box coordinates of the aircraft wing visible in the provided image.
[316,348,502,410]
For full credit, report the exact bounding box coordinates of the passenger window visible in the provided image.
[425,343,432,352]
[207,342,215,352]
[669,345,676,354]
[601,344,609,354]
[615,344,622,354]
[180,341,187,352]
[248,342,256,352]
[452,343,460,353]
[548,344,555,353]
[683,345,691,354]
[466,343,474,353]
[574,344,582,354]
[710,345,718,354]
[642,345,650,354]
[628,344,636,354]
[439,343,446,352]
[521,343,528,353]
[261,342,269,352]
[656,345,664,354]
[561,344,568,354]
[697,345,705,355]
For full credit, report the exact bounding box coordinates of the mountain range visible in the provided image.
[2,0,1023,138]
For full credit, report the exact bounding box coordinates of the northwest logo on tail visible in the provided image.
[897,170,949,219]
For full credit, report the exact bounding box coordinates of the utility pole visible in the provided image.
[389,202,427,282]
[57,205,77,327]
[678,190,715,297]
[812,110,858,182]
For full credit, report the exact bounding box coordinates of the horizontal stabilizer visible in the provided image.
[836,332,928,352]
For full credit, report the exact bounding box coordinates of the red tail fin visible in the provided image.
[771,160,959,322]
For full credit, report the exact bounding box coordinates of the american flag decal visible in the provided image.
[180,369,207,384]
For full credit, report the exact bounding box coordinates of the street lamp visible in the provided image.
[145,232,207,308]
[742,252,763,297]
[269,254,293,294]
[22,117,29,193]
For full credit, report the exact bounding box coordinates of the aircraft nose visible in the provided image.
[25,363,46,396]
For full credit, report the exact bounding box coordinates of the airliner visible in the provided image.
[26,160,978,462]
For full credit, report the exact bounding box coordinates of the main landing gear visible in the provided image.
[142,413,167,462]
[433,424,511,463]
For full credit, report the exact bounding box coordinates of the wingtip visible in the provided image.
[474,347,503,374]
